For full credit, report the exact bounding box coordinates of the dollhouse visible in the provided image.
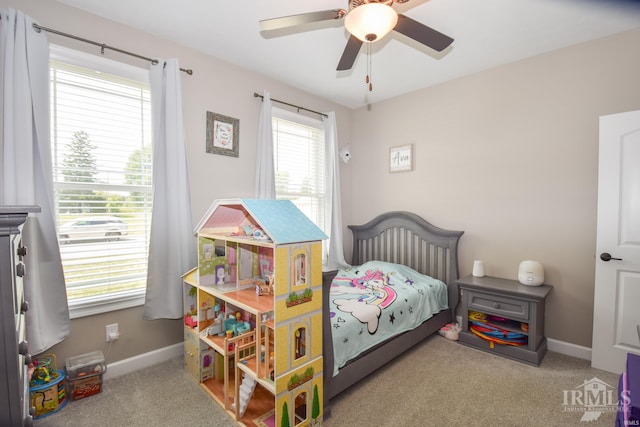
[183,199,327,426]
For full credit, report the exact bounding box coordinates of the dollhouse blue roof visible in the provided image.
[194,198,328,245]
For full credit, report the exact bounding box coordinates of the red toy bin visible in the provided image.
[65,350,106,401]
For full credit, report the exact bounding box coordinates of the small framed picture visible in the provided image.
[206,111,239,157]
[389,144,413,173]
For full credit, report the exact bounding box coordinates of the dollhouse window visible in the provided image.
[294,391,308,425]
[214,240,226,257]
[294,327,306,360]
[294,253,306,285]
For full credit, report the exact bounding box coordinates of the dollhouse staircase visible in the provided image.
[234,373,257,417]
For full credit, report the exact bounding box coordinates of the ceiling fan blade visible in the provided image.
[260,9,346,31]
[337,35,363,71]
[394,14,454,52]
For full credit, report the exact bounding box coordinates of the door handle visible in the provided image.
[600,252,622,262]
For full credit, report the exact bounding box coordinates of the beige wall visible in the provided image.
[346,28,640,348]
[2,0,353,364]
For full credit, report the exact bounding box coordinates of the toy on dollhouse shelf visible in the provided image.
[211,263,234,290]
[223,312,251,337]
[232,224,271,242]
[206,311,226,337]
[184,286,198,329]
[197,293,216,324]
[215,265,226,285]
[255,274,274,296]
[184,314,197,329]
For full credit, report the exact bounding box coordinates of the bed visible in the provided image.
[322,211,464,412]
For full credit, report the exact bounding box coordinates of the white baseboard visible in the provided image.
[104,343,182,380]
[547,337,592,361]
[102,338,591,381]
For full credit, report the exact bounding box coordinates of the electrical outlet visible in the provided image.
[106,323,119,342]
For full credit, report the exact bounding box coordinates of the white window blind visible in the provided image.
[272,109,326,232]
[49,47,152,317]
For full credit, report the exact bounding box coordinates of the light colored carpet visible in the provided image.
[34,336,621,426]
[33,356,236,427]
[325,336,620,427]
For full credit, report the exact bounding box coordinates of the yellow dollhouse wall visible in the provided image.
[274,310,322,373]
[275,362,324,426]
[272,241,323,425]
[274,242,323,374]
[274,243,323,322]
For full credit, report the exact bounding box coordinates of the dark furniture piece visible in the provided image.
[617,353,640,426]
[0,206,40,426]
[457,274,552,365]
[322,211,463,411]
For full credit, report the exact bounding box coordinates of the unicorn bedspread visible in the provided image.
[329,260,448,376]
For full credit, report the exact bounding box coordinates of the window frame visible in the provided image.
[271,107,328,236]
[50,45,152,318]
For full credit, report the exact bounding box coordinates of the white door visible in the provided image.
[592,109,640,374]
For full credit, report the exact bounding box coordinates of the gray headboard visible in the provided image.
[348,211,464,312]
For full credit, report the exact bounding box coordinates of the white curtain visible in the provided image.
[253,93,348,268]
[254,90,275,199]
[144,59,195,319]
[0,9,70,353]
[323,112,349,270]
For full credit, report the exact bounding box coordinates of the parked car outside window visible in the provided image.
[58,216,128,243]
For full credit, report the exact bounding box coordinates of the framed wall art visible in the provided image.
[389,144,413,173]
[206,111,239,157]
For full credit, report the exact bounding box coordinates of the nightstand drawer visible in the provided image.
[467,291,529,321]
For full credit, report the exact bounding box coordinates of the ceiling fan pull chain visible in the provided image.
[369,50,373,92]
[366,42,373,92]
[365,43,369,85]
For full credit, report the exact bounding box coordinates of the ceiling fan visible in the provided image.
[259,0,454,71]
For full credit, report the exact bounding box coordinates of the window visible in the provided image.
[294,253,307,285]
[294,326,306,359]
[294,391,308,425]
[272,108,326,232]
[49,46,152,317]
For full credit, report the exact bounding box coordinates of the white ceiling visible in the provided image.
[57,0,640,109]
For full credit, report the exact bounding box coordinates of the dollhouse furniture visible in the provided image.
[321,211,464,410]
[457,275,552,365]
[0,206,40,427]
[183,199,327,426]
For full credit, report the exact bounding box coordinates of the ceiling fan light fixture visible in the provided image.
[344,3,398,43]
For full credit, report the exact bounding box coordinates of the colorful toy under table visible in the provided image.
[468,311,528,347]
[29,354,67,419]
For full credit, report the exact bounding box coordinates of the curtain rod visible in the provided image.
[253,92,328,119]
[32,23,193,76]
